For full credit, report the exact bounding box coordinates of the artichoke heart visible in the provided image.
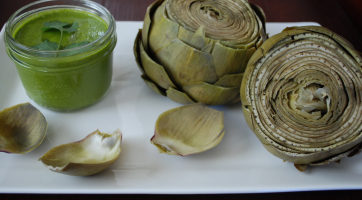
[151,103,225,156]
[39,129,122,176]
[134,0,266,105]
[240,26,362,171]
[0,102,47,154]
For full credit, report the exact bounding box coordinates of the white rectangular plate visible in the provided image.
[1,22,362,194]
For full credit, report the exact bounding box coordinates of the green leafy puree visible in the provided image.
[33,21,90,51]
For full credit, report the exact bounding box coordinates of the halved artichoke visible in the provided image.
[134,0,266,105]
[0,102,47,154]
[241,26,362,171]
[151,103,224,156]
[39,129,122,176]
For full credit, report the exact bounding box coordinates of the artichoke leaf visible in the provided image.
[142,0,164,53]
[39,129,122,176]
[292,26,362,65]
[212,42,248,77]
[294,164,308,172]
[201,42,215,54]
[182,82,239,105]
[134,29,145,74]
[151,103,224,156]
[241,47,256,73]
[148,1,180,53]
[139,31,176,90]
[250,3,267,42]
[154,38,218,86]
[178,25,210,50]
[141,75,166,96]
[310,144,361,166]
[214,73,244,87]
[0,103,47,154]
[256,35,264,48]
[166,87,196,104]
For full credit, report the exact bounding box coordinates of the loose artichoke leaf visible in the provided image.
[182,82,239,105]
[142,0,164,52]
[0,102,47,154]
[214,73,244,87]
[139,32,176,90]
[141,75,167,96]
[166,87,196,104]
[151,139,180,156]
[212,42,248,77]
[154,38,218,86]
[39,129,122,176]
[151,103,224,156]
[148,1,180,53]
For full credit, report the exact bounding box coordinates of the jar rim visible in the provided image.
[5,0,116,56]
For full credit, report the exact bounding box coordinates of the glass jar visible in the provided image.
[4,0,117,111]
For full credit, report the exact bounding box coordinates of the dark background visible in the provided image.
[1,0,362,199]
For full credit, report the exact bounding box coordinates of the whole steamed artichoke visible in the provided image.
[134,0,266,105]
[241,26,362,171]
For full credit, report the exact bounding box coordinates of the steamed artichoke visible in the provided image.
[134,0,266,105]
[241,26,362,171]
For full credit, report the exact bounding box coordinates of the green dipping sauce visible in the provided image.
[6,8,116,111]
[14,8,108,49]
